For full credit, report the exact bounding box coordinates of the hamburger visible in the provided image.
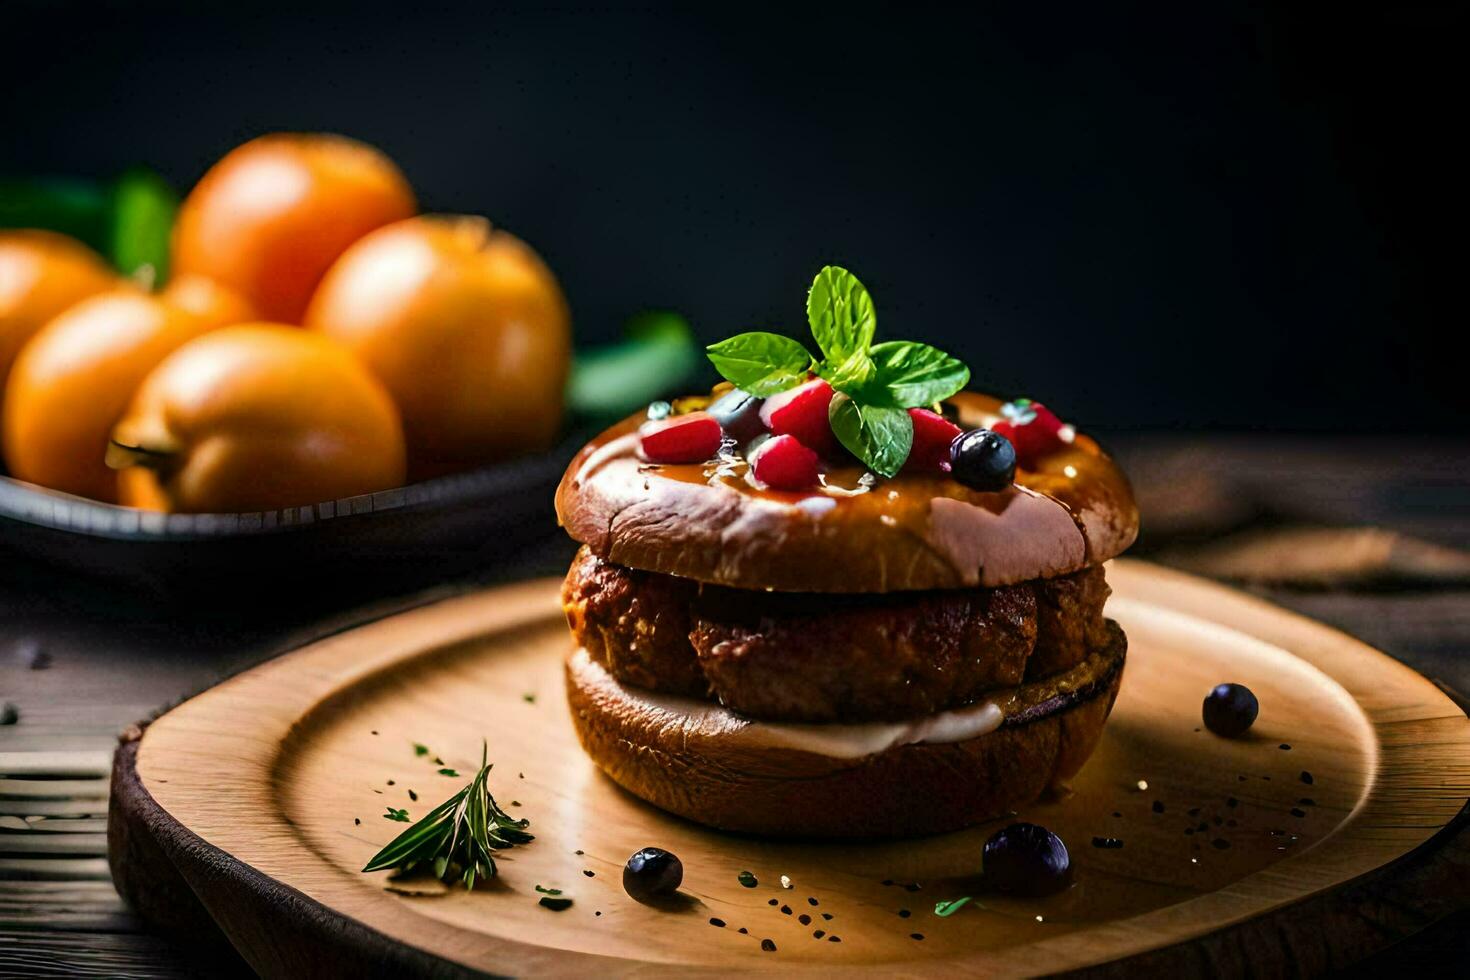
[556,267,1138,838]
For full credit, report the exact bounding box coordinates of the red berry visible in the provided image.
[903,408,963,473]
[639,411,723,463]
[759,379,837,456]
[993,399,1068,467]
[749,434,819,490]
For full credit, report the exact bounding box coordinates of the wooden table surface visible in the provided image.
[2,435,1467,977]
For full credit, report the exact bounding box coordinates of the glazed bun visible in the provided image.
[555,392,1138,593]
[565,621,1126,839]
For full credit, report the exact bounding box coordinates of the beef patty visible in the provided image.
[562,545,1112,723]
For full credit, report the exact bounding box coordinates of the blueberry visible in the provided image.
[623,846,683,901]
[982,822,1071,896]
[1203,683,1259,737]
[949,429,1017,491]
[708,389,766,443]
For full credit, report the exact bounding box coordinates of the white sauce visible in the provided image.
[572,650,1004,760]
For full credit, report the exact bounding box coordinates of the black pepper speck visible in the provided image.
[821,912,833,920]
[1226,797,1238,808]
[1291,807,1307,818]
[768,899,778,906]
[1299,798,1315,806]
[354,818,360,825]
[1279,743,1292,751]
[738,927,747,934]
[807,897,818,906]
[911,933,925,940]
[583,870,595,877]
[1092,837,1124,849]
[813,929,825,939]
[709,918,725,928]
[761,939,776,952]
[780,905,791,915]
[1152,801,1165,813]
[1212,838,1231,850]
[904,883,921,892]
[798,914,811,925]
[1301,771,1314,785]
[828,935,842,943]
[898,909,911,918]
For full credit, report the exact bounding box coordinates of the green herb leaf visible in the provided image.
[535,885,563,895]
[934,896,972,917]
[829,395,913,478]
[364,742,533,889]
[869,341,970,408]
[806,266,876,364]
[384,808,411,823]
[706,331,812,397]
[819,347,877,394]
[437,768,459,777]
[108,168,178,285]
[413,743,430,757]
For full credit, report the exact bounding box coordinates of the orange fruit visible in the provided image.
[110,325,406,513]
[172,133,416,323]
[304,215,570,479]
[160,273,257,327]
[0,230,117,393]
[1,284,251,501]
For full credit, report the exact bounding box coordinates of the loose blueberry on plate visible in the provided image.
[623,846,683,901]
[949,429,1017,491]
[1203,683,1259,737]
[982,822,1071,897]
[707,388,766,443]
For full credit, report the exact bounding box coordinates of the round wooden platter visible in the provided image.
[110,559,1470,977]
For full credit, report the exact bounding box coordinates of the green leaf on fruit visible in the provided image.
[869,341,969,408]
[829,394,913,479]
[806,265,876,363]
[706,331,813,396]
[704,265,968,476]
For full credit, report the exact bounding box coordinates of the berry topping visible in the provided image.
[623,847,683,902]
[759,378,837,456]
[707,388,766,443]
[1202,683,1259,738]
[750,434,820,490]
[949,429,1017,492]
[904,408,964,473]
[638,411,722,464]
[991,399,1068,467]
[983,823,1071,897]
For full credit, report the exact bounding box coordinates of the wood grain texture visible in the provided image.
[112,562,1470,977]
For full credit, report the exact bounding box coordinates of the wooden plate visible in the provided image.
[112,560,1470,976]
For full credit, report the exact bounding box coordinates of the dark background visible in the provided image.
[3,2,1461,431]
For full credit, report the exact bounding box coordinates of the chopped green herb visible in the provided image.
[539,896,573,911]
[413,743,430,757]
[705,265,968,477]
[522,693,536,704]
[363,742,533,890]
[934,897,972,917]
[535,885,563,895]
[438,768,459,777]
[738,871,758,888]
[383,808,410,823]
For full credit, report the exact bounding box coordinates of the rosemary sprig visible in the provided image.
[362,742,532,889]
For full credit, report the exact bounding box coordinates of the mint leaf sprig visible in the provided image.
[705,266,969,477]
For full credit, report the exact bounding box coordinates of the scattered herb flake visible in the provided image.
[709,917,726,927]
[384,808,410,822]
[523,693,536,704]
[408,789,418,801]
[354,818,361,826]
[413,743,429,756]
[738,871,758,888]
[438,769,459,777]
[535,885,563,895]
[760,939,776,952]
[934,897,972,917]
[539,896,573,911]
